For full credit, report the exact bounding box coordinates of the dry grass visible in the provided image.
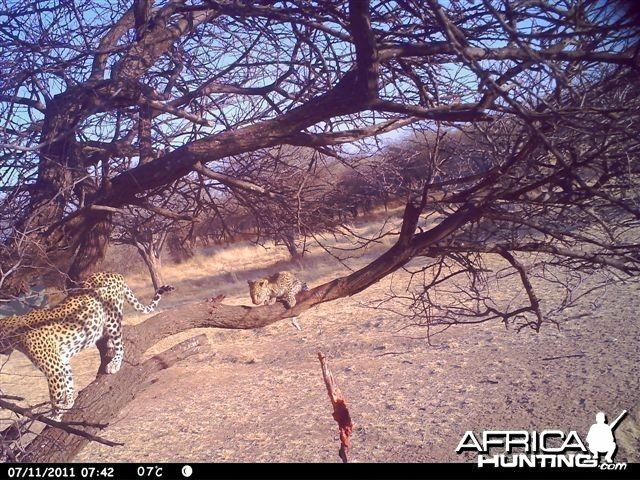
[119,211,404,317]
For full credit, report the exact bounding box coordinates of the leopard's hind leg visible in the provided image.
[284,280,307,308]
[103,311,124,374]
[25,339,75,420]
[283,292,297,309]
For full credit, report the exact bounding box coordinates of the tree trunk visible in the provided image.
[142,251,164,291]
[133,240,164,290]
[281,230,304,269]
[139,248,163,290]
[7,81,146,291]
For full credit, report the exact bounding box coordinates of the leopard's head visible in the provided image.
[247,279,270,305]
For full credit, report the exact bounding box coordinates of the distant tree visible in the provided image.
[114,212,171,290]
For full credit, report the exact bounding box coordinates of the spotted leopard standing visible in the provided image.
[0,272,174,420]
[247,271,308,309]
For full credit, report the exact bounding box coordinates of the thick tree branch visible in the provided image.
[379,42,638,65]
[286,117,419,147]
[142,99,213,126]
[114,5,218,79]
[372,99,492,121]
[349,0,379,98]
[131,202,193,222]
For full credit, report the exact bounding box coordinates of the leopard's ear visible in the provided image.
[247,280,253,285]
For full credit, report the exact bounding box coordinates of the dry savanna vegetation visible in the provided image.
[1,0,639,464]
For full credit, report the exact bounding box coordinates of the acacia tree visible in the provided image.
[112,208,180,290]
[1,0,640,462]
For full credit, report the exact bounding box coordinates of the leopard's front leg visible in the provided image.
[104,315,124,374]
[266,296,278,305]
[104,335,124,374]
[283,292,297,309]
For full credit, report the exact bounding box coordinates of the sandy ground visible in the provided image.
[1,216,639,463]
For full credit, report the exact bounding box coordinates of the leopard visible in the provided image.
[247,271,308,309]
[0,272,174,420]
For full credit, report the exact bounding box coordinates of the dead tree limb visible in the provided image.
[0,397,123,455]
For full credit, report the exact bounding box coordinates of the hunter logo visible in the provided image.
[586,411,625,463]
[456,410,628,469]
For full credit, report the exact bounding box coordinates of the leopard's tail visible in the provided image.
[124,283,175,314]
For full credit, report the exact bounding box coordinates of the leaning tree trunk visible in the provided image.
[281,229,304,269]
[8,81,148,292]
[133,231,168,290]
[138,248,164,291]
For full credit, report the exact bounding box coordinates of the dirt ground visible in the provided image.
[2,218,639,463]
